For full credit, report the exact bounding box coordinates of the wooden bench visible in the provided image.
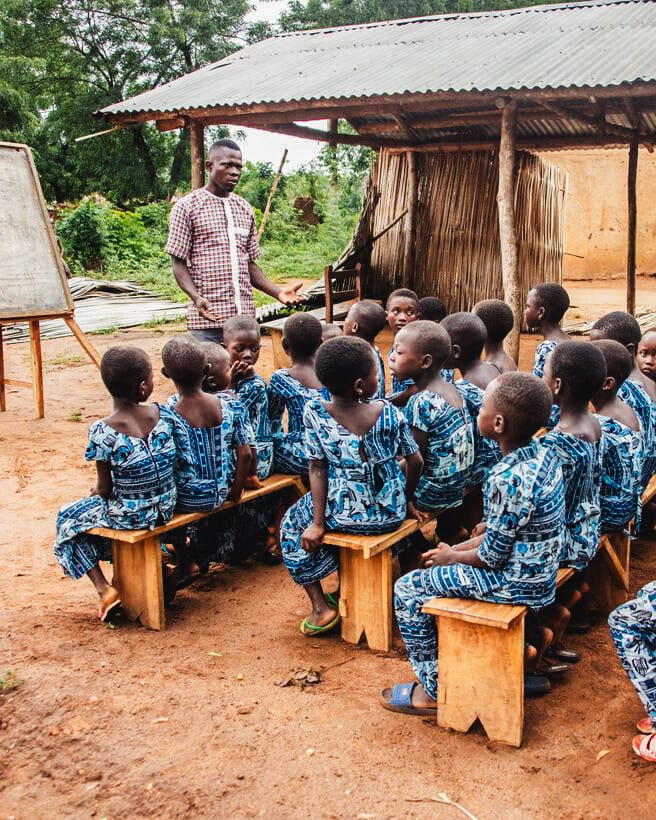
[260,299,359,369]
[322,513,437,653]
[88,474,306,631]
[422,566,575,748]
[586,529,632,612]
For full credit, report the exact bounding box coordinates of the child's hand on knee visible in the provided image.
[421,543,452,568]
[471,521,487,538]
[301,524,325,553]
[407,501,428,523]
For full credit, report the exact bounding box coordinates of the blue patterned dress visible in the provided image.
[532,339,559,378]
[540,430,603,569]
[234,374,273,480]
[170,396,251,512]
[404,390,475,511]
[618,378,656,488]
[455,378,502,485]
[54,406,180,580]
[387,346,453,397]
[268,369,325,474]
[281,398,418,585]
[395,441,566,700]
[595,414,643,532]
[609,580,656,726]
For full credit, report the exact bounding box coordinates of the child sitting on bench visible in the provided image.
[268,313,326,475]
[590,339,643,533]
[473,298,518,374]
[441,311,502,486]
[381,373,565,715]
[54,346,179,621]
[390,321,474,513]
[590,312,656,492]
[609,580,656,762]
[280,336,423,636]
[524,282,570,378]
[163,337,251,573]
[343,300,388,399]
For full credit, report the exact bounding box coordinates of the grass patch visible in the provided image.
[48,354,85,367]
[0,670,23,692]
[68,411,82,423]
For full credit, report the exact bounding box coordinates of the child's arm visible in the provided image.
[404,451,425,520]
[301,459,328,553]
[226,444,251,502]
[244,445,264,489]
[95,461,113,499]
[422,538,488,569]
[389,384,418,407]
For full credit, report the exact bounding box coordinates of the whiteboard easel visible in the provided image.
[0,142,100,418]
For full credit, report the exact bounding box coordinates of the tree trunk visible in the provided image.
[130,125,162,198]
[169,128,190,192]
[496,99,520,363]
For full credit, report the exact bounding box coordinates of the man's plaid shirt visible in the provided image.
[165,188,261,329]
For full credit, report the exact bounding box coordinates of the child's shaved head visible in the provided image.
[397,320,451,367]
[591,339,632,390]
[490,372,553,440]
[345,300,387,342]
[161,336,206,389]
[441,312,487,360]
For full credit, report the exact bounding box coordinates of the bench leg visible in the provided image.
[586,532,631,613]
[436,613,525,747]
[339,547,392,652]
[111,536,165,630]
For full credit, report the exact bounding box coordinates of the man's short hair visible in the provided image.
[209,138,241,155]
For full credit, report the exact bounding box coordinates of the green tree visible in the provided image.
[0,1,254,201]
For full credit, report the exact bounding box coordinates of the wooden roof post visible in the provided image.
[626,140,638,315]
[496,97,520,363]
[402,151,418,289]
[189,119,205,189]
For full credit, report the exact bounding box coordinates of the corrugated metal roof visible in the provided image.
[100,1,656,118]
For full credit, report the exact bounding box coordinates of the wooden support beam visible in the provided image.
[627,140,638,315]
[402,152,418,289]
[537,99,638,140]
[263,122,401,148]
[189,119,205,189]
[328,118,338,149]
[388,133,655,154]
[497,99,521,364]
[156,117,185,132]
[29,320,44,419]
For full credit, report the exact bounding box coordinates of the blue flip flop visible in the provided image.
[380,682,436,716]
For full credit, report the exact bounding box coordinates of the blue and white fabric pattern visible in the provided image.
[235,373,273,480]
[373,346,386,400]
[403,389,475,511]
[595,414,643,532]
[609,581,656,725]
[540,430,603,569]
[54,406,180,580]
[394,441,566,700]
[455,378,502,485]
[281,398,418,585]
[618,378,656,488]
[532,339,559,378]
[268,369,326,474]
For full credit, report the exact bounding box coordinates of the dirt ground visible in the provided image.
[1,278,655,819]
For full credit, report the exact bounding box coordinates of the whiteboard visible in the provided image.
[0,142,73,319]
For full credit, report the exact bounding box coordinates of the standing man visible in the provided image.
[165,138,303,343]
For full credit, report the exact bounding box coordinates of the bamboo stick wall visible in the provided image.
[361,149,567,312]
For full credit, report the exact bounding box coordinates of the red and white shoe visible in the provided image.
[632,732,656,762]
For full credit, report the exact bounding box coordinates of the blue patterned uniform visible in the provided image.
[609,581,656,726]
[540,430,603,570]
[395,441,566,700]
[618,378,656,488]
[532,339,558,378]
[235,374,273,480]
[596,414,643,532]
[269,369,325,474]
[373,346,386,400]
[281,398,418,585]
[455,378,502,485]
[387,345,453,397]
[170,396,251,512]
[54,407,180,580]
[404,390,475,511]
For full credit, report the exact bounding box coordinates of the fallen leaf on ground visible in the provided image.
[275,667,322,689]
[596,749,611,762]
[152,717,169,724]
[207,651,223,657]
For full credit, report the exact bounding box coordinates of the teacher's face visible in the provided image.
[206,147,243,194]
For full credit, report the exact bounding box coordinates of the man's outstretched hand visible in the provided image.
[277,283,306,306]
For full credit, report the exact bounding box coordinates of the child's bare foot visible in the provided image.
[245,475,264,490]
[98,586,121,622]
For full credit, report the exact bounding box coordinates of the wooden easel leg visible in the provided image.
[64,316,101,368]
[29,319,44,419]
[339,547,392,652]
[437,614,525,747]
[112,536,165,630]
[0,325,5,412]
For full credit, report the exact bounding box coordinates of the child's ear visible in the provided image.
[602,375,615,392]
[203,363,211,376]
[351,321,359,334]
[552,376,562,396]
[494,412,505,433]
[282,337,289,352]
[420,352,433,370]
[537,305,546,320]
[354,377,365,398]
[452,344,462,360]
[161,366,169,378]
[220,341,227,349]
[627,342,637,356]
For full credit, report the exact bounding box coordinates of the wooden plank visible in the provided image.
[324,514,436,559]
[89,474,305,544]
[423,596,527,629]
[339,546,392,652]
[497,98,521,364]
[0,324,4,411]
[599,534,630,590]
[2,379,31,389]
[29,319,44,419]
[642,473,656,505]
[627,140,638,315]
[111,535,165,630]
[260,298,360,332]
[64,316,101,369]
[556,567,576,586]
[436,611,525,747]
[189,120,205,190]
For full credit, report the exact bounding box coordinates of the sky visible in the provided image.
[238,1,326,171]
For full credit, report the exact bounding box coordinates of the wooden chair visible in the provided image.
[323,263,363,323]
